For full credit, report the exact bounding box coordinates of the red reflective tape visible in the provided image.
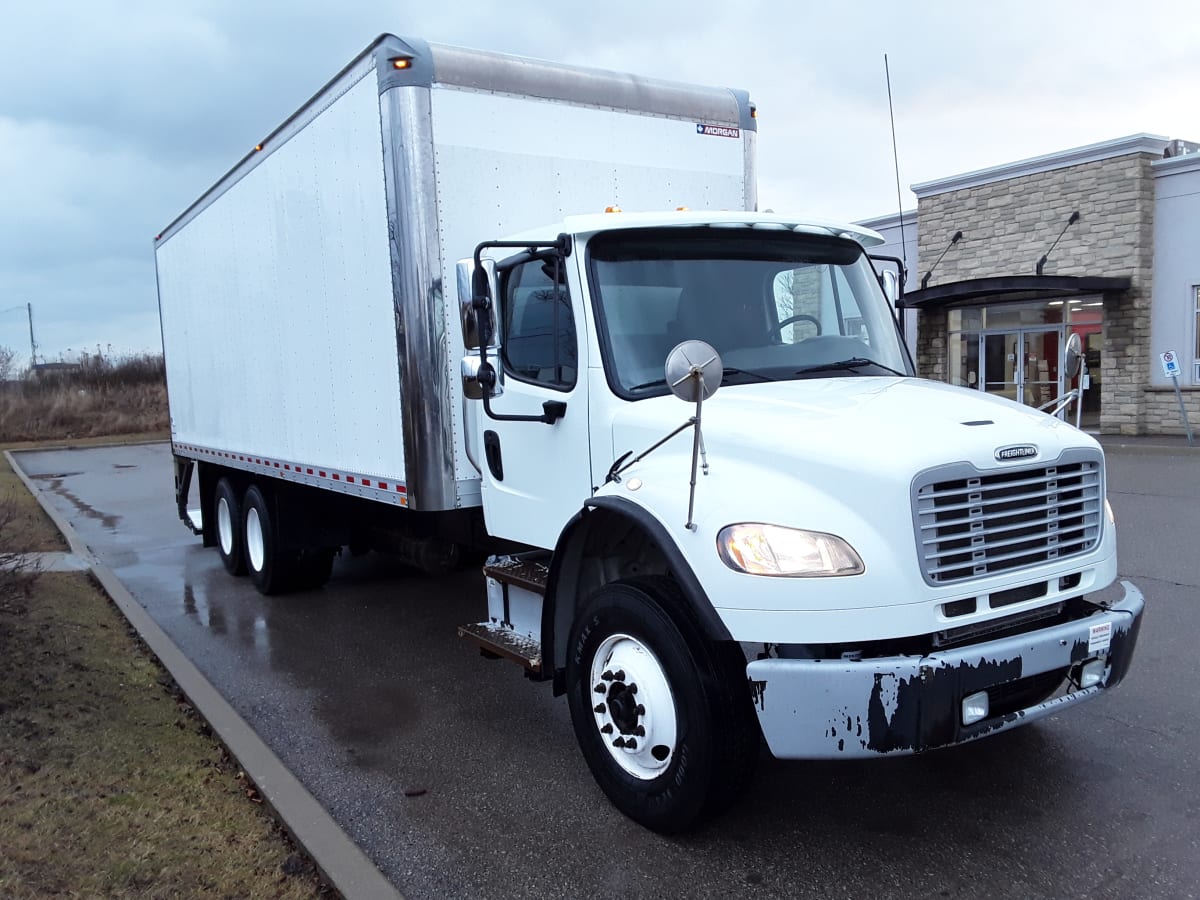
[319,471,326,478]
[347,476,355,484]
[307,468,314,475]
[332,474,340,481]
[379,482,387,490]
[362,479,371,487]
[274,462,280,468]
[284,465,290,470]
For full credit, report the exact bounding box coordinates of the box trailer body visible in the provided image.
[156,35,1143,833]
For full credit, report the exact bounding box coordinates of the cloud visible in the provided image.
[1,0,1199,362]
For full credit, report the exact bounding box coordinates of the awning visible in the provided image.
[902,275,1131,310]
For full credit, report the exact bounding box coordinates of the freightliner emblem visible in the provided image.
[995,444,1038,461]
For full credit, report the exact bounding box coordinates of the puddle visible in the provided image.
[37,475,122,530]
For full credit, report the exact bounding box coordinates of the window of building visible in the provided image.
[1194,285,1200,383]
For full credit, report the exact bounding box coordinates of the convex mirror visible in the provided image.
[665,340,722,403]
[1063,333,1083,380]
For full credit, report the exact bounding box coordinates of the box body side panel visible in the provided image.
[158,71,407,484]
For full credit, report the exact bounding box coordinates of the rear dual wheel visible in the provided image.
[236,483,336,595]
[215,477,246,576]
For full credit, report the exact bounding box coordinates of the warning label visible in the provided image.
[696,123,741,139]
[1088,621,1112,654]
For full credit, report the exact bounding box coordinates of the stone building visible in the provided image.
[861,134,1200,435]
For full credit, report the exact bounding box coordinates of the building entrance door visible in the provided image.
[981,327,1062,408]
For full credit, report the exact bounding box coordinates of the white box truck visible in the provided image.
[155,34,1144,832]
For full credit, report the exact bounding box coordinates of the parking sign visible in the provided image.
[1160,350,1181,379]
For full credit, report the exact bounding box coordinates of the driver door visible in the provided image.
[474,254,593,549]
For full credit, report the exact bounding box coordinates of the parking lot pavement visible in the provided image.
[14,441,1200,899]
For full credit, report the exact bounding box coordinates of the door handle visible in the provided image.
[484,430,504,481]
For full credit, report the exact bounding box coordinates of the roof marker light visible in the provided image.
[676,206,690,212]
[392,58,412,70]
[605,206,622,213]
[254,143,264,152]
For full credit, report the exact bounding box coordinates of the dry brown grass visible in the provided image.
[0,573,329,898]
[0,352,169,443]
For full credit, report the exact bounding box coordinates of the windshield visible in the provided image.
[588,228,911,396]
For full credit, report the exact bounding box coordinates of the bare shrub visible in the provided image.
[0,345,15,382]
[0,491,41,606]
[0,350,168,443]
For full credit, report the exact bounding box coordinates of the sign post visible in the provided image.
[1159,351,1194,447]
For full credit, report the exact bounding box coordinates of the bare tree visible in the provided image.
[0,345,15,382]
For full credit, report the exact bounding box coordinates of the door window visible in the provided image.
[501,257,576,389]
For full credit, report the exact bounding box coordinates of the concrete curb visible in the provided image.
[5,449,403,900]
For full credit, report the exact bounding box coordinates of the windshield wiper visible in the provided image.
[627,366,774,393]
[795,357,908,377]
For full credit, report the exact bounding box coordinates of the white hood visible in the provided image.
[609,376,1096,479]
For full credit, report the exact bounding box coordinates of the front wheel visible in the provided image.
[566,577,759,833]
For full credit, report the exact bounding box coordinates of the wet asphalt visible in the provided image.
[15,441,1200,900]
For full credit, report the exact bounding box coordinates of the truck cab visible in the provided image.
[461,210,1143,831]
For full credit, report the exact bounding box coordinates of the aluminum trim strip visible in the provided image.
[173,442,408,507]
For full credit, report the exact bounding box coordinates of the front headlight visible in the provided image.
[717,523,865,577]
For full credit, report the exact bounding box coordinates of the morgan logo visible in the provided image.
[696,123,741,139]
[995,444,1038,462]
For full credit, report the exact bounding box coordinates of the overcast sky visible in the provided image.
[1,0,1197,367]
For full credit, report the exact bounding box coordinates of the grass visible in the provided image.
[0,447,330,896]
[0,352,169,444]
[0,573,327,897]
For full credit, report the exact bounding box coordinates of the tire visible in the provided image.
[241,484,295,595]
[566,576,760,833]
[293,547,337,591]
[214,477,246,576]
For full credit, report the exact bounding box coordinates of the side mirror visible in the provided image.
[1063,333,1083,380]
[665,340,723,402]
[881,270,899,305]
[456,258,498,350]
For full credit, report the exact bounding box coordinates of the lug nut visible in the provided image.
[613,737,626,748]
[600,724,613,734]
[613,670,625,681]
[635,725,645,737]
[594,704,606,714]
[636,705,645,716]
[594,683,606,694]
[628,684,638,695]
[601,670,614,681]
[625,738,638,749]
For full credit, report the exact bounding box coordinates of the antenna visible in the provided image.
[884,54,908,273]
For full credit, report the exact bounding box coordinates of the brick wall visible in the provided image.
[915,152,1160,434]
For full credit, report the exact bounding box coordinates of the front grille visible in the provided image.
[914,451,1103,585]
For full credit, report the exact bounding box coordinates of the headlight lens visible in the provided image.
[717,524,865,577]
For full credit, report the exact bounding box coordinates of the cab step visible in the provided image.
[458,552,549,676]
[458,622,542,674]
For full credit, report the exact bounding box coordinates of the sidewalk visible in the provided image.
[1092,432,1199,455]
